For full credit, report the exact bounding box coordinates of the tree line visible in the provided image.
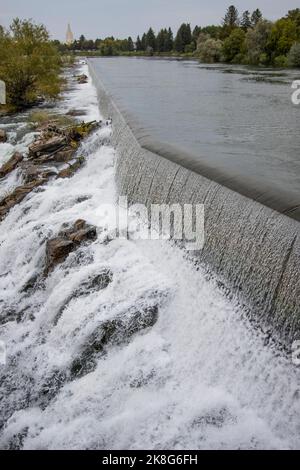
[58,6,300,67]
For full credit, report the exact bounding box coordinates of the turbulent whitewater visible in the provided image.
[0,65,299,450]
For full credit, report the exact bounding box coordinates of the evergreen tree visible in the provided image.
[175,23,192,52]
[136,35,142,51]
[223,5,239,28]
[251,9,263,27]
[157,29,167,52]
[127,36,134,52]
[141,33,147,51]
[241,11,252,31]
[145,27,156,51]
[164,27,174,52]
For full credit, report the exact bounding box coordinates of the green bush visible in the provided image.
[273,55,288,67]
[288,43,300,67]
[0,19,62,110]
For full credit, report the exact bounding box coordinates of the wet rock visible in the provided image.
[45,238,75,275]
[29,135,67,158]
[20,162,57,184]
[0,179,46,221]
[70,305,159,379]
[76,74,88,84]
[66,109,87,117]
[0,152,23,178]
[53,269,113,325]
[52,148,76,163]
[44,220,97,275]
[0,129,7,143]
[57,157,85,179]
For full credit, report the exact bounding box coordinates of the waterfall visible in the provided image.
[0,64,299,450]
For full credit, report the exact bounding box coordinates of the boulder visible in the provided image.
[0,129,7,143]
[0,178,46,221]
[77,74,88,84]
[29,135,67,158]
[0,152,23,178]
[57,157,85,179]
[44,220,97,275]
[45,238,75,275]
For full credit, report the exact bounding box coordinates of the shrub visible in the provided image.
[0,19,62,110]
[288,42,300,67]
[274,55,288,67]
[197,38,223,63]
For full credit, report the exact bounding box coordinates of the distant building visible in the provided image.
[66,23,74,45]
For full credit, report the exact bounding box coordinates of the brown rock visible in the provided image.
[29,135,67,158]
[77,74,88,84]
[52,148,76,163]
[0,129,7,143]
[44,220,97,275]
[45,238,75,275]
[0,152,23,178]
[57,158,84,179]
[0,179,46,221]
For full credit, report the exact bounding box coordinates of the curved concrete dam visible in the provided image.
[88,58,300,347]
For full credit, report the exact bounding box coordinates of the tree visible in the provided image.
[145,27,156,51]
[127,36,134,52]
[164,27,174,52]
[245,19,272,65]
[175,23,192,52]
[197,38,223,63]
[269,18,298,59]
[141,33,147,51]
[222,28,246,62]
[223,5,239,28]
[136,36,142,51]
[241,11,252,31]
[157,29,167,52]
[192,25,201,46]
[0,18,61,109]
[288,42,300,67]
[251,9,263,27]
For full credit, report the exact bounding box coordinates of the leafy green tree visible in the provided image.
[245,19,272,65]
[288,42,300,66]
[269,18,298,59]
[202,25,222,39]
[0,19,61,109]
[222,28,246,62]
[251,9,263,27]
[241,11,252,31]
[197,38,223,62]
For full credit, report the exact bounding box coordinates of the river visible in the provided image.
[0,64,299,450]
[90,57,300,219]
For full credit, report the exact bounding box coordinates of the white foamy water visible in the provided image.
[0,65,299,450]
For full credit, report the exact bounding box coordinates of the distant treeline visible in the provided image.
[56,5,300,67]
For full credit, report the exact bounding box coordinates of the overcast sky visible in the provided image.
[1,0,299,40]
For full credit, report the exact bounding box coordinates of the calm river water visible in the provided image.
[91,57,300,219]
